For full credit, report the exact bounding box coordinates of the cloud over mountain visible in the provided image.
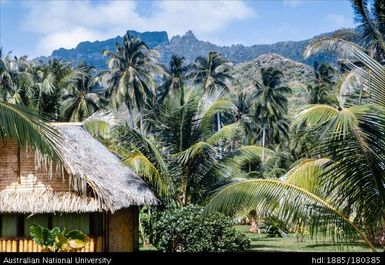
[20,0,254,56]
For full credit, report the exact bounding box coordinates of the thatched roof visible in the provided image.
[0,123,158,213]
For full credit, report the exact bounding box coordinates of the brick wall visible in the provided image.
[0,141,71,192]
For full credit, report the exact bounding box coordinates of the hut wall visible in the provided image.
[108,207,139,252]
[0,141,71,192]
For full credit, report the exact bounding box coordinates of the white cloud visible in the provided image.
[324,14,353,29]
[20,0,255,56]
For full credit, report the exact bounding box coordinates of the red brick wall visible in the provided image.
[0,141,71,192]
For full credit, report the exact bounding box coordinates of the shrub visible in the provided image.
[30,225,89,252]
[151,205,250,252]
[263,216,288,238]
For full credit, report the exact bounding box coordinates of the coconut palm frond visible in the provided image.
[206,122,244,145]
[305,38,385,107]
[223,145,275,172]
[122,151,169,198]
[284,158,330,196]
[304,38,365,59]
[83,109,118,139]
[316,104,385,225]
[294,104,339,127]
[200,97,235,136]
[0,101,61,157]
[119,129,171,182]
[204,179,375,251]
[338,69,365,107]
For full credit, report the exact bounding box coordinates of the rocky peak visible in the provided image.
[170,30,198,44]
[184,30,196,39]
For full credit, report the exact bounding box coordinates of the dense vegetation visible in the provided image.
[1,0,385,252]
[150,205,250,252]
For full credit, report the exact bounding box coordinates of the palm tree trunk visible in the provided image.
[129,109,134,129]
[261,124,266,163]
[180,84,184,106]
[216,113,221,131]
[138,211,147,247]
[139,111,144,134]
[217,113,223,159]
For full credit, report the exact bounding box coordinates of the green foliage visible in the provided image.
[60,64,105,122]
[0,101,61,158]
[263,216,289,238]
[151,205,250,252]
[102,31,162,129]
[30,224,88,252]
[254,67,291,148]
[190,51,233,94]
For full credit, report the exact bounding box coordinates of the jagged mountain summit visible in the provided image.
[36,29,335,69]
[36,30,169,69]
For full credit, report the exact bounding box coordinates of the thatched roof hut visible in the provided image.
[0,123,158,252]
[0,123,158,213]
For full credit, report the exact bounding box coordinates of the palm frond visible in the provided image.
[122,151,168,198]
[284,158,329,196]
[206,122,244,145]
[204,179,375,250]
[222,145,275,174]
[304,38,366,59]
[294,104,339,127]
[0,102,61,157]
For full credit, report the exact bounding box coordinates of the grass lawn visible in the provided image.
[236,225,379,252]
[139,225,380,252]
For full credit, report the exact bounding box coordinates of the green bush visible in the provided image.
[30,224,89,252]
[151,205,250,252]
[263,216,288,238]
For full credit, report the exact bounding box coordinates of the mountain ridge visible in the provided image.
[35,29,337,68]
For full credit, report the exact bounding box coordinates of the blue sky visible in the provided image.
[0,0,355,58]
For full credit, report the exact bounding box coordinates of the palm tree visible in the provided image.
[190,52,233,131]
[205,36,385,251]
[30,59,72,120]
[120,86,249,206]
[308,0,385,62]
[0,50,62,158]
[102,32,162,132]
[28,64,57,116]
[60,65,105,122]
[205,103,385,250]
[307,62,337,104]
[157,55,189,105]
[351,0,385,61]
[254,67,291,162]
[0,51,32,105]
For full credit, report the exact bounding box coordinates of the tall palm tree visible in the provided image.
[116,87,273,206]
[352,0,385,61]
[28,64,57,116]
[102,32,162,132]
[60,65,105,122]
[307,62,337,104]
[190,52,233,131]
[0,51,32,105]
[133,87,246,206]
[0,51,61,156]
[205,36,385,251]
[254,67,291,162]
[158,55,189,105]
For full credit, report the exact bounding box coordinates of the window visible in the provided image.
[0,213,104,237]
[52,213,90,234]
[24,214,49,236]
[1,214,19,237]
